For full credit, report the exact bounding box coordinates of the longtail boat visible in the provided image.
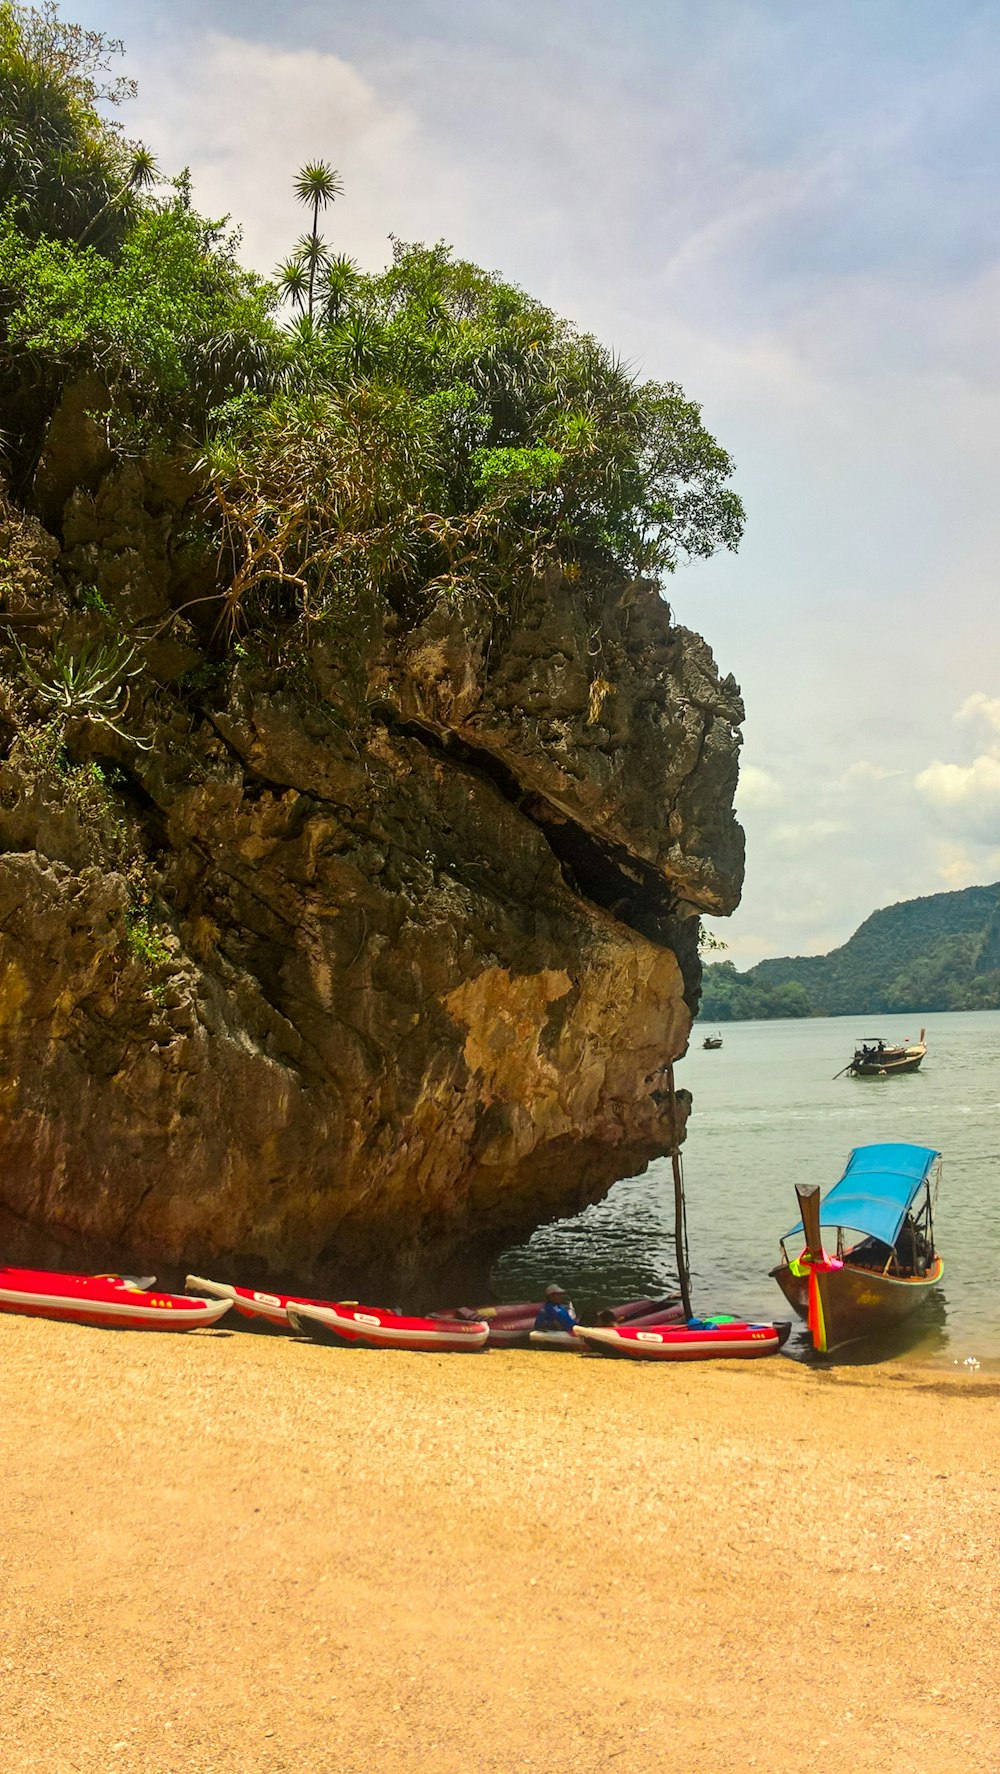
[0,1268,231,1330]
[771,1141,943,1354]
[845,1029,926,1077]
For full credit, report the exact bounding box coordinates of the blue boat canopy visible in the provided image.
[783,1142,940,1250]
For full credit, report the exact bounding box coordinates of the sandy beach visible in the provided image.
[1,1316,997,1774]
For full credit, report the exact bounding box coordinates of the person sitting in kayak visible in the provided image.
[533,1283,577,1332]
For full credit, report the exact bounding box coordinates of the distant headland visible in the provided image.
[701,882,1000,1019]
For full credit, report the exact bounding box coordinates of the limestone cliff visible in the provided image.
[0,436,743,1296]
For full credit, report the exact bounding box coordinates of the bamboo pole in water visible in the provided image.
[666,1063,693,1320]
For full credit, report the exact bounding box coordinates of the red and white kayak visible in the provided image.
[445,1302,543,1347]
[448,1294,684,1349]
[184,1275,352,1330]
[287,1300,489,1352]
[0,1268,232,1331]
[529,1296,687,1350]
[573,1320,792,1361]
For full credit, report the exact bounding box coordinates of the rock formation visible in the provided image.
[0,425,743,1296]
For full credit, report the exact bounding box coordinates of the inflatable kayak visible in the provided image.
[573,1318,792,1360]
[184,1275,353,1330]
[528,1295,686,1350]
[445,1301,543,1348]
[449,1294,684,1348]
[287,1300,488,1352]
[0,1268,232,1331]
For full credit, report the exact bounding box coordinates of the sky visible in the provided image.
[68,0,1000,963]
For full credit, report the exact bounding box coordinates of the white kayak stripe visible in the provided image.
[295,1304,487,1345]
[575,1327,777,1357]
[0,1289,230,1324]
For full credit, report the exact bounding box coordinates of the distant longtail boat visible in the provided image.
[844,1028,927,1077]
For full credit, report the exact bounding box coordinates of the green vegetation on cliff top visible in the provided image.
[701,883,1000,1020]
[0,0,744,642]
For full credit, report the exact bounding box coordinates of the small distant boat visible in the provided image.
[286,1301,489,1352]
[845,1028,926,1077]
[703,1034,724,1050]
[0,1268,231,1331]
[771,1141,943,1354]
[573,1318,791,1360]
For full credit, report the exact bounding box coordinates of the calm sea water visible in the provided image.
[493,1011,1000,1365]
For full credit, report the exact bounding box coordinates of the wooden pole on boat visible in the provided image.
[796,1183,824,1263]
[666,1063,693,1320]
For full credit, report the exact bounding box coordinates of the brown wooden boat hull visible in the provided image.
[770,1255,943,1352]
[849,1047,925,1077]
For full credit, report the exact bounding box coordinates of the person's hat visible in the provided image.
[545,1283,568,1299]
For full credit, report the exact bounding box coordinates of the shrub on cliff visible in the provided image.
[324,238,744,582]
[0,200,280,449]
[205,234,745,634]
[0,0,140,253]
[0,3,281,481]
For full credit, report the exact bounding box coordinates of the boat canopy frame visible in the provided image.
[780,1142,940,1263]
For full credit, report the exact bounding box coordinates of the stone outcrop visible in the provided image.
[0,440,743,1296]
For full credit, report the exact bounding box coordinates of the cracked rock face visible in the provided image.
[0,457,743,1296]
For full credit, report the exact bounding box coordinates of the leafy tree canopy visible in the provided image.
[0,198,279,433]
[206,232,744,631]
[0,9,745,644]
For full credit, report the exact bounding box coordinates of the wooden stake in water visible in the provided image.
[666,1063,693,1320]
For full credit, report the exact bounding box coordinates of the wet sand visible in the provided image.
[1,1313,997,1774]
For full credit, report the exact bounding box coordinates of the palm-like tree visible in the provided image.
[293,160,343,320]
[77,144,159,245]
[276,256,310,314]
[319,252,359,326]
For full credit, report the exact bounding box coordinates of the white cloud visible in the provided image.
[932,840,1000,891]
[735,763,781,808]
[955,691,1000,739]
[835,760,906,788]
[769,818,846,850]
[915,753,1000,843]
[914,692,1000,844]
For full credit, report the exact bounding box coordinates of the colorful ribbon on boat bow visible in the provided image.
[789,1250,843,1354]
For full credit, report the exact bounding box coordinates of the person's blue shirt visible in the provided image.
[534,1299,577,1332]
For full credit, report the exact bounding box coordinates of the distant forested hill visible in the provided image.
[701,883,1000,1020]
